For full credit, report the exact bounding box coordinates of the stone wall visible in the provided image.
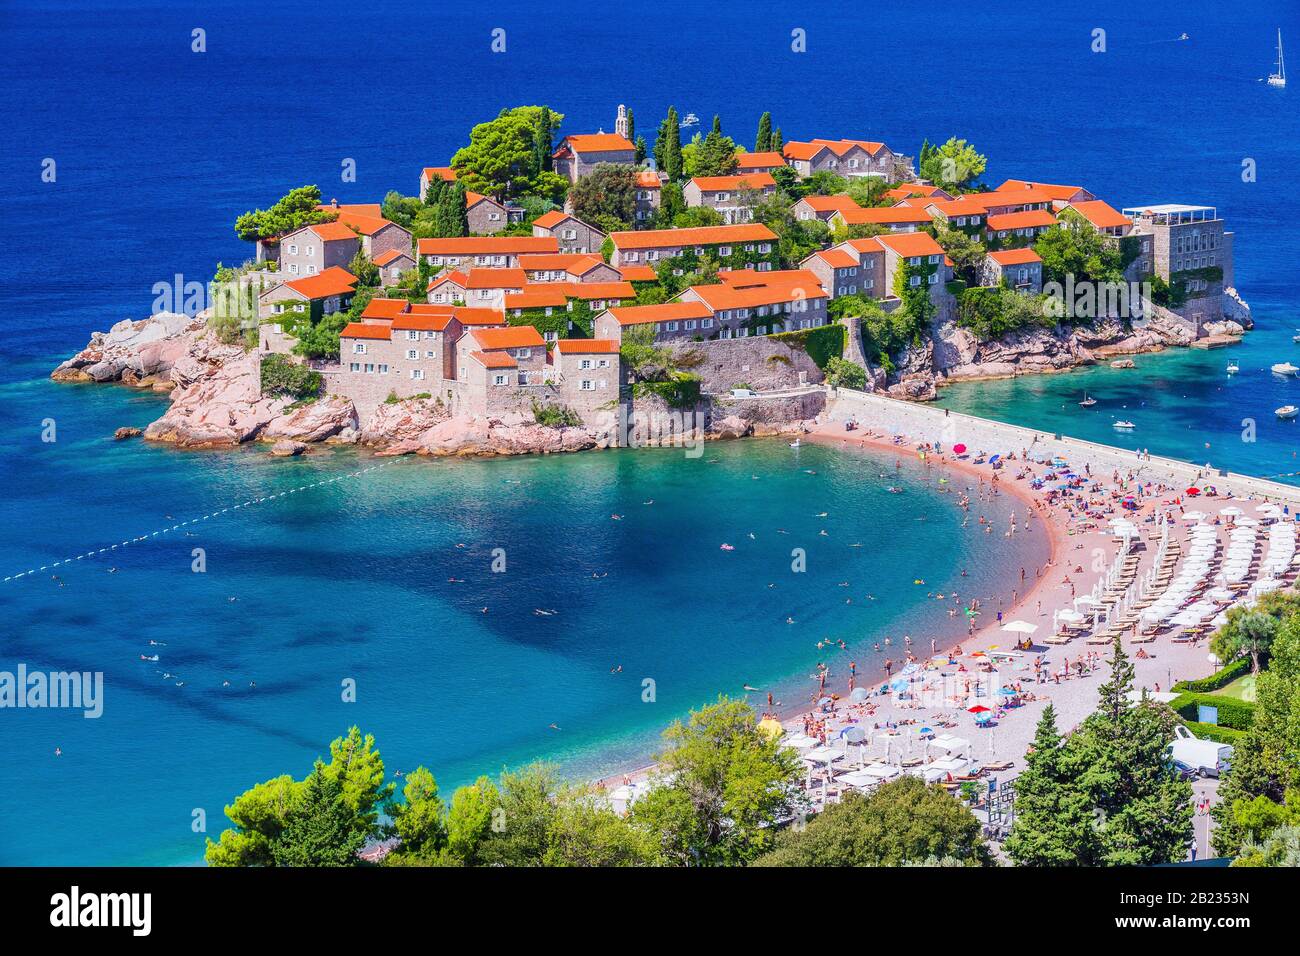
[685,336,825,393]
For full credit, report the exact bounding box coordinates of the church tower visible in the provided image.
[615,104,629,139]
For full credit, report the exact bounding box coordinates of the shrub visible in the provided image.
[1173,657,1252,694]
[824,356,867,390]
[1168,692,1255,732]
[261,354,321,401]
[531,401,582,428]
[769,323,845,369]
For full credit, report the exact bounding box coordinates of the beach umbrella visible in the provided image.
[953,443,967,455]
[1001,620,1038,634]
[967,704,991,714]
[1222,507,1244,517]
[757,717,784,739]
[1057,609,1085,623]
[1186,487,1201,496]
[974,711,994,725]
[849,686,870,701]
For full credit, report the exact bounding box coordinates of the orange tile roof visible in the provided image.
[987,248,1043,265]
[1067,200,1132,230]
[609,222,776,251]
[557,133,635,155]
[876,232,945,258]
[997,179,1087,201]
[317,204,403,237]
[341,322,391,341]
[423,167,456,183]
[470,326,546,350]
[928,198,991,217]
[360,298,411,320]
[391,313,454,331]
[322,202,383,217]
[717,268,820,289]
[564,281,635,300]
[811,248,859,269]
[532,210,572,229]
[784,139,885,161]
[464,268,527,290]
[556,339,620,354]
[965,189,1055,210]
[685,280,826,311]
[604,301,713,327]
[417,236,559,255]
[303,221,361,242]
[505,288,570,310]
[986,209,1057,231]
[452,307,506,326]
[406,303,457,316]
[617,264,659,282]
[885,184,948,200]
[519,253,606,273]
[634,170,663,188]
[372,249,410,267]
[470,350,517,369]
[735,151,787,170]
[466,191,502,210]
[427,270,468,290]
[284,266,358,299]
[690,172,776,192]
[836,206,932,225]
[796,194,861,213]
[841,237,885,254]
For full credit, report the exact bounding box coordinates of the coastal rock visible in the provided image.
[51,312,201,384]
[1222,288,1253,328]
[357,397,449,448]
[710,415,753,440]
[408,415,600,457]
[1202,319,1245,339]
[143,351,286,448]
[113,426,142,440]
[263,397,358,443]
[270,440,308,457]
[1110,358,1136,369]
[888,375,938,402]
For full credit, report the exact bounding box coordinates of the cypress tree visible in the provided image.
[772,127,784,152]
[449,181,469,237]
[533,107,553,174]
[424,176,446,207]
[626,109,635,145]
[272,762,364,867]
[662,107,683,181]
[755,112,772,152]
[1003,705,1100,866]
[634,135,647,165]
[712,114,722,135]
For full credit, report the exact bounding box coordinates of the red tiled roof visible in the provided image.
[885,184,948,200]
[464,268,527,290]
[452,307,506,326]
[470,326,546,350]
[986,209,1057,231]
[360,298,410,320]
[303,221,361,242]
[997,179,1087,201]
[556,133,635,155]
[685,279,826,311]
[1067,200,1131,230]
[690,173,776,192]
[928,198,991,218]
[519,253,605,274]
[735,151,787,170]
[784,138,885,161]
[717,268,820,289]
[372,249,411,267]
[604,301,713,327]
[392,313,454,331]
[635,170,663,188]
[987,248,1043,265]
[556,338,620,354]
[796,195,861,214]
[505,288,570,310]
[470,350,517,369]
[340,322,391,341]
[617,264,659,282]
[532,210,571,229]
[609,222,776,251]
[965,189,1055,210]
[811,248,859,269]
[836,206,932,226]
[876,232,945,258]
[406,303,456,316]
[316,204,403,237]
[418,236,559,255]
[427,270,468,290]
[284,266,358,299]
[423,167,456,183]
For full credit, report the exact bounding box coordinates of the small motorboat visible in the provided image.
[1113,420,1136,430]
[1292,329,1300,343]
[1227,362,1239,375]
[1272,362,1299,376]
[140,654,159,662]
[1277,405,1299,420]
[1079,393,1097,407]
[789,439,801,448]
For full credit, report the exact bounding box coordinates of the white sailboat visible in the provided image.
[1269,29,1286,88]
[1079,392,1097,408]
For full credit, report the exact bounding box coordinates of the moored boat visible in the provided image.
[1113,420,1136,430]
[1271,362,1298,376]
[1277,405,1299,420]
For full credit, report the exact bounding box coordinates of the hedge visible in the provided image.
[1179,721,1247,746]
[769,323,845,370]
[1169,691,1255,732]
[1173,657,1252,694]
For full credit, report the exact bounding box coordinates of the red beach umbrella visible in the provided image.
[953,443,967,455]
[967,704,991,714]
[1185,487,1201,496]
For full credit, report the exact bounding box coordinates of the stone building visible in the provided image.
[682,173,776,224]
[1121,203,1233,325]
[531,211,606,254]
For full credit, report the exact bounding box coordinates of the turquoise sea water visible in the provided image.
[0,357,1042,865]
[1,0,1296,865]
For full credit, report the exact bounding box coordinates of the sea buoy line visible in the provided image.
[2,459,398,584]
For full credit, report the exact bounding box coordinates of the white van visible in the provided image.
[1166,724,1234,778]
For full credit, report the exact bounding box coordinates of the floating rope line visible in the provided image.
[2,459,396,584]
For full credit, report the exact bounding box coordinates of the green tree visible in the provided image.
[568,164,637,229]
[234,185,335,243]
[655,107,683,181]
[755,777,991,867]
[823,356,867,389]
[383,767,447,864]
[772,127,783,151]
[1212,596,1298,673]
[630,696,802,866]
[1004,705,1101,865]
[445,777,500,865]
[1234,823,1300,867]
[933,224,987,285]
[755,111,773,152]
[543,787,663,867]
[919,137,987,191]
[476,763,561,866]
[271,761,365,867]
[348,248,379,288]
[381,190,423,229]
[203,774,298,866]
[655,181,686,228]
[1034,214,1126,289]
[452,105,567,200]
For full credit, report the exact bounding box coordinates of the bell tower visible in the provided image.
[615,104,629,139]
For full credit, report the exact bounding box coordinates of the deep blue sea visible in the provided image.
[0,0,1295,864]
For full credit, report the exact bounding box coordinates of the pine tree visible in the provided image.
[772,127,784,152]
[272,762,365,867]
[712,114,722,135]
[755,112,772,153]
[424,176,447,207]
[1003,705,1100,866]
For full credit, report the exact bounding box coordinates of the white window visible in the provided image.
[759,243,771,253]
[305,246,314,256]
[581,379,594,391]
[354,343,367,354]
[928,255,940,264]
[411,369,424,380]
[909,276,921,287]
[407,350,418,360]
[364,363,374,373]
[685,320,697,330]
[719,246,731,256]
[289,264,299,275]
[425,350,435,358]
[378,364,389,374]
[563,229,577,240]
[580,359,592,369]
[349,362,360,372]
[701,318,714,329]
[665,321,679,331]
[927,273,938,285]
[493,374,507,386]
[516,348,531,358]
[407,331,418,341]
[307,265,317,275]
[489,212,501,221]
